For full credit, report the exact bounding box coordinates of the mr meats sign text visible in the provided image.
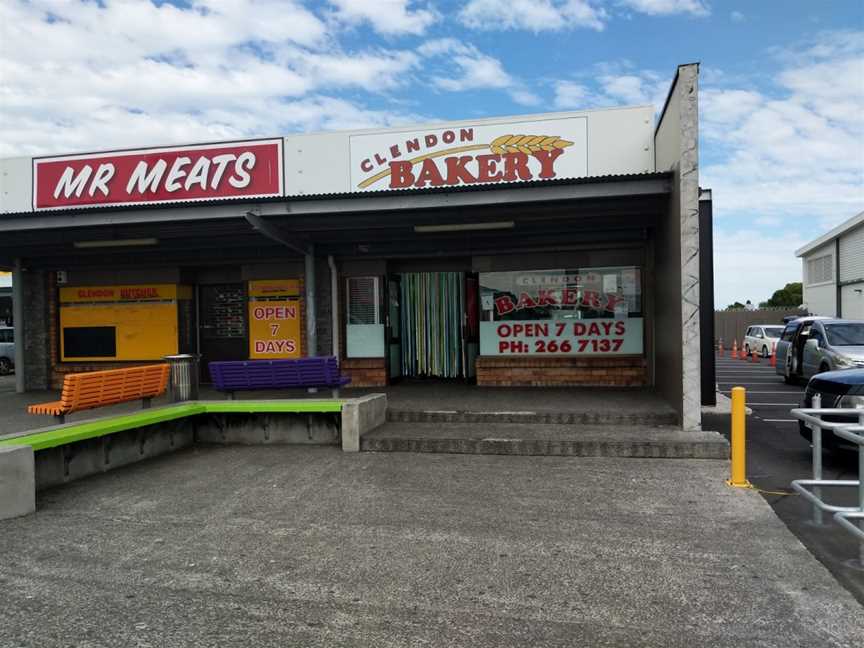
[33,139,283,210]
[350,117,588,191]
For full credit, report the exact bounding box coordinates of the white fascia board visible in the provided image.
[796,210,864,257]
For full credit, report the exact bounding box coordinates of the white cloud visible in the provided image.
[418,38,537,104]
[327,0,438,36]
[459,0,607,32]
[0,0,431,156]
[730,10,745,23]
[619,0,710,16]
[713,229,807,308]
[701,31,864,222]
[553,67,668,109]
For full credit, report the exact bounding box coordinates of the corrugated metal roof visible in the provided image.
[0,172,671,218]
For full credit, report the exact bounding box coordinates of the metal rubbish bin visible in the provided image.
[164,354,200,402]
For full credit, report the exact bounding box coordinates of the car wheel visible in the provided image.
[818,363,830,375]
[744,344,751,356]
[762,345,769,358]
[0,358,11,376]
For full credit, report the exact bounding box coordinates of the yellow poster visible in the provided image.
[249,300,302,358]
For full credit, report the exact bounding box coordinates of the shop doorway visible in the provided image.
[394,271,477,379]
[198,283,247,380]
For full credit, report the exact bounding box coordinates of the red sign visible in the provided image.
[33,139,283,210]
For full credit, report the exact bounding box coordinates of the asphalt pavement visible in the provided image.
[704,351,864,603]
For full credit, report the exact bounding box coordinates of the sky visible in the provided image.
[0,0,862,308]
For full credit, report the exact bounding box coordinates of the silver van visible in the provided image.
[776,318,864,383]
[0,326,14,375]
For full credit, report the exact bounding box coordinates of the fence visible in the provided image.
[790,397,864,568]
[714,307,806,348]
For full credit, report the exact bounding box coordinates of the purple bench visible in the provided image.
[208,357,351,399]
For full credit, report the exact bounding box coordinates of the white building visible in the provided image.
[796,211,864,319]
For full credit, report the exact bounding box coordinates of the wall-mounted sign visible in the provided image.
[33,139,283,211]
[248,279,302,359]
[480,318,643,356]
[349,117,588,191]
[60,284,179,303]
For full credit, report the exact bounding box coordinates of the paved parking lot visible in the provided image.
[705,352,863,603]
[2,445,863,647]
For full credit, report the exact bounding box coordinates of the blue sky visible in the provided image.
[1,0,862,307]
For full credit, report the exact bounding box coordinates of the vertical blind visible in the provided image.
[400,272,465,378]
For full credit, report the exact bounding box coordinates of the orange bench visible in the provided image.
[28,365,170,424]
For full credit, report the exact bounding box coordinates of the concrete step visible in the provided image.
[386,408,679,426]
[362,422,729,459]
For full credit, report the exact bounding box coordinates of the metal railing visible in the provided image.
[790,394,864,569]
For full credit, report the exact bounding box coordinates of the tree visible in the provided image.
[761,282,803,308]
[726,301,745,310]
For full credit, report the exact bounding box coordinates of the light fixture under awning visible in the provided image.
[413,221,515,233]
[73,238,159,249]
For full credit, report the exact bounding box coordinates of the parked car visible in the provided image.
[799,369,864,453]
[743,325,784,357]
[0,326,14,375]
[776,318,864,384]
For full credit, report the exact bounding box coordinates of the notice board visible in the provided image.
[248,279,302,359]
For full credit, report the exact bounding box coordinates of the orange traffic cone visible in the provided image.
[731,340,738,359]
[770,341,777,367]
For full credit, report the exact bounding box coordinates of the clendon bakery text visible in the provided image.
[351,117,589,191]
[33,139,283,210]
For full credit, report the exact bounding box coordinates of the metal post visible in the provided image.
[859,411,864,566]
[12,259,25,393]
[305,245,317,357]
[728,386,750,488]
[812,393,823,525]
[328,255,339,358]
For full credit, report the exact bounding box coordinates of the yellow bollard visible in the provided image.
[727,386,752,488]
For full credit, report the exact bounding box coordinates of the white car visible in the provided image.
[743,325,784,357]
[0,326,14,375]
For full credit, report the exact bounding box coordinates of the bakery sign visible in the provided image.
[33,139,283,210]
[349,117,588,191]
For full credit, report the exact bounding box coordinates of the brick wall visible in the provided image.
[476,356,647,387]
[22,270,52,390]
[341,358,387,387]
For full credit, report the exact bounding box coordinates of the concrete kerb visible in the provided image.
[341,393,387,452]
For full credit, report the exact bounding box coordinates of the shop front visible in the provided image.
[0,64,705,429]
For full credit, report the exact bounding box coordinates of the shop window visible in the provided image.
[346,276,384,358]
[63,326,116,358]
[347,276,381,325]
[478,267,643,357]
[806,255,833,285]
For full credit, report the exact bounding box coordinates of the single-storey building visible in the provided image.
[796,211,864,320]
[0,64,711,431]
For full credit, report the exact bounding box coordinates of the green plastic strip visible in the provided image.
[0,400,345,452]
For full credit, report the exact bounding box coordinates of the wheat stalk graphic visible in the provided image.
[357,134,574,189]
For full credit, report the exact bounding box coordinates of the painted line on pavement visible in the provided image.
[763,419,796,422]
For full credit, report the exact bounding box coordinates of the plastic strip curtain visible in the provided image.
[400,272,465,378]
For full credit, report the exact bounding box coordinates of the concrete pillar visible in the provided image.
[12,258,24,393]
[305,245,317,357]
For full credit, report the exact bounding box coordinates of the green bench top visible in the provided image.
[0,400,344,452]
